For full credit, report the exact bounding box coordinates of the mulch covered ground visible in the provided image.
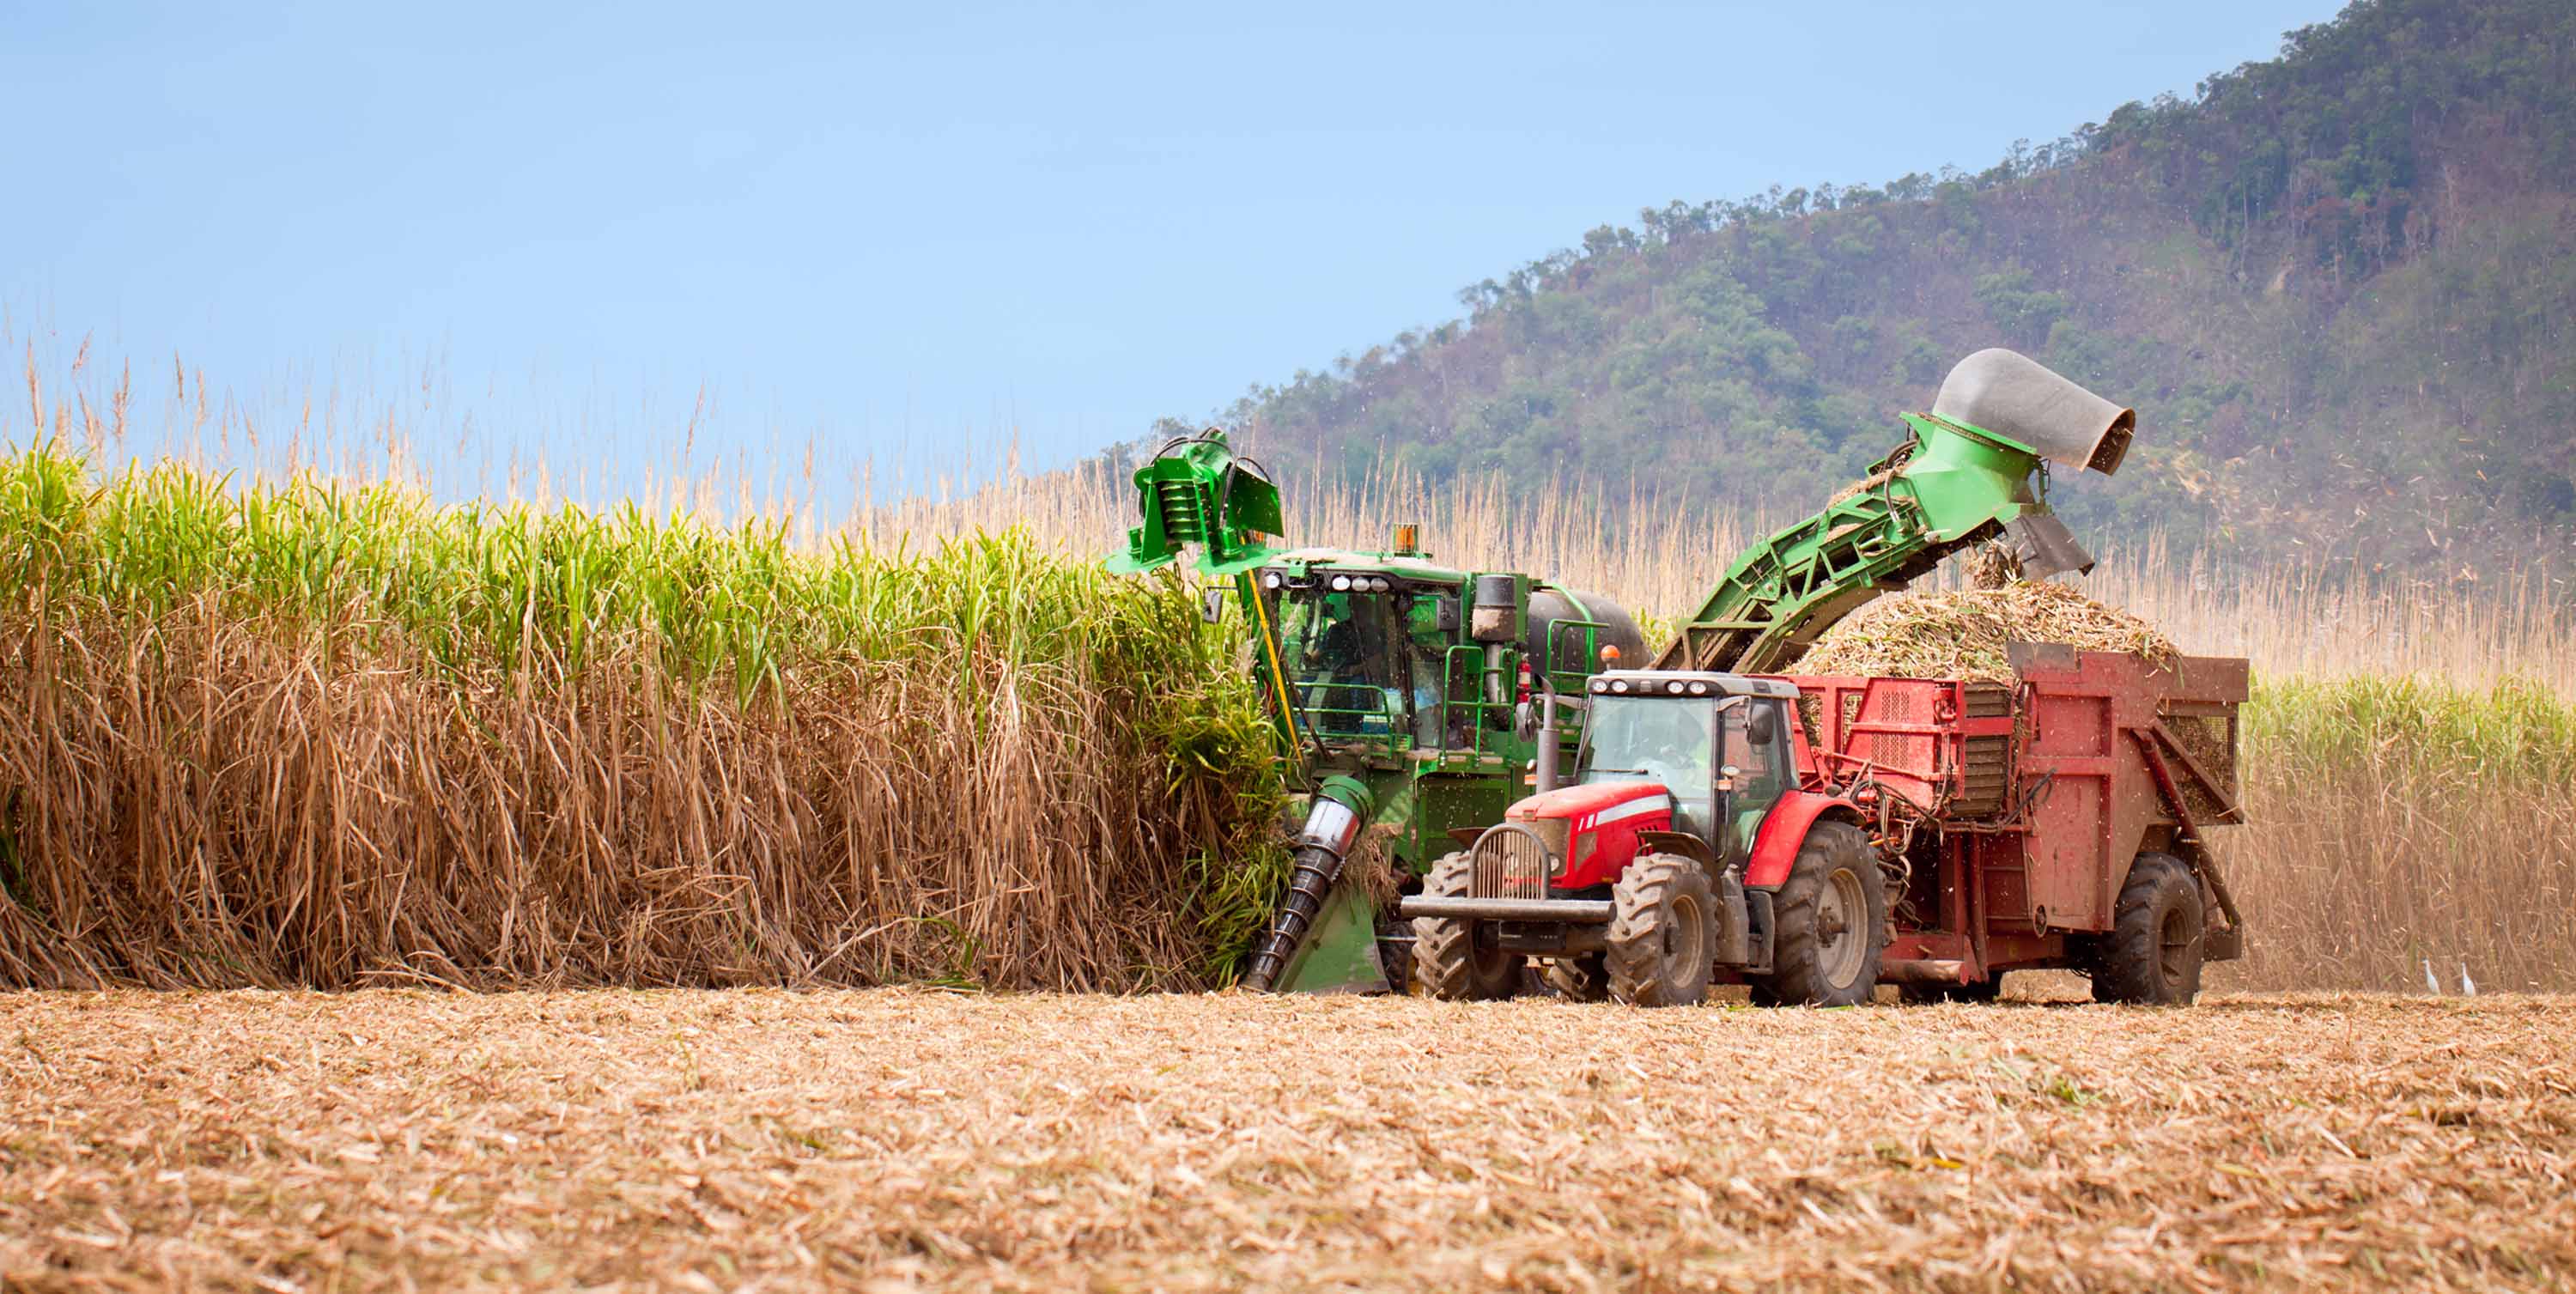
[3,989,2570,1291]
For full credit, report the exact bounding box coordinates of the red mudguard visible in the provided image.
[1744,790,1862,889]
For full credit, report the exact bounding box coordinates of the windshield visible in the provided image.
[1273,586,1405,738]
[1578,696,1719,836]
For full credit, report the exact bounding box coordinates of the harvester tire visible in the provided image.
[1606,854,1714,1007]
[2094,853,2204,1005]
[1544,954,1609,1002]
[1412,851,1520,1000]
[1754,820,1886,1007]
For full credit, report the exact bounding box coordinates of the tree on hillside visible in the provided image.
[1187,0,2576,573]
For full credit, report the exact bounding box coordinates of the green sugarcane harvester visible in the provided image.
[1107,430,1649,992]
[1108,349,2134,993]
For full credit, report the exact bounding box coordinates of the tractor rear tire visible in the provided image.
[1606,854,1715,1007]
[1412,851,1521,1000]
[1753,821,1886,1007]
[1544,954,1609,1002]
[2093,853,2204,1005]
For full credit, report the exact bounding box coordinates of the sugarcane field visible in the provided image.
[7,2,2576,1291]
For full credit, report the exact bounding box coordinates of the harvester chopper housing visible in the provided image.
[1108,429,1645,993]
[1400,349,2251,1006]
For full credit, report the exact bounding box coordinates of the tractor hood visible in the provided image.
[1504,780,1675,890]
[1508,779,1671,824]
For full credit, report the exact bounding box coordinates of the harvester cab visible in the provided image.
[1100,428,1645,995]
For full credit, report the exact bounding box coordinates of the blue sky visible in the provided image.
[3,0,2340,502]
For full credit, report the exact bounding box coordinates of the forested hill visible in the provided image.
[1202,0,2576,572]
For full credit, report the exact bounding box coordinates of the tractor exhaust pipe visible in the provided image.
[1240,792,1367,992]
[1932,349,2134,477]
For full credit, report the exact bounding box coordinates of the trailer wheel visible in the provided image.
[1544,954,1609,1002]
[1606,854,1714,1007]
[1753,821,1886,1006]
[1411,851,1521,1000]
[2095,853,2204,1005]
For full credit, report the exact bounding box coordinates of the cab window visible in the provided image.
[1273,586,1401,737]
[1718,698,1793,863]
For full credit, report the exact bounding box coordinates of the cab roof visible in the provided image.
[1268,547,1471,581]
[1587,670,1800,701]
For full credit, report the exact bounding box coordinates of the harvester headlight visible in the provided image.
[1371,577,1393,592]
[1688,681,1710,696]
[1331,574,1352,592]
[1667,680,1686,696]
[1611,680,1629,694]
[1262,570,1284,590]
[1591,679,1608,693]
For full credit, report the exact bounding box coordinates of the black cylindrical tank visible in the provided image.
[1525,587,1646,677]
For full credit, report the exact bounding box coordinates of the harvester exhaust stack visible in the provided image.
[1932,347,2135,477]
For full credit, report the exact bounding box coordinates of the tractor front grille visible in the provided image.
[1471,828,1551,900]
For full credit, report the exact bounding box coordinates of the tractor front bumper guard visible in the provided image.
[1396,896,1616,923]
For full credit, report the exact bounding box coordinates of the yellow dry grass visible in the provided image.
[3,988,2571,1292]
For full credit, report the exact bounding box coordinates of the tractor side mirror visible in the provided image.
[1433,595,1460,634]
[1747,705,1780,747]
[1200,588,1228,624]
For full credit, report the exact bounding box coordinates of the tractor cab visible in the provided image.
[1570,671,1802,867]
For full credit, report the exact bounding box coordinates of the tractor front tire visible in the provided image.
[2093,853,2205,1005]
[1544,954,1609,1002]
[1606,854,1715,1007]
[1412,850,1521,1000]
[1753,820,1887,1007]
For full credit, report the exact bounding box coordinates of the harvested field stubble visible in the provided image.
[2,989,2571,1291]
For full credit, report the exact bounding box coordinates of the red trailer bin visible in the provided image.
[1771,643,2251,990]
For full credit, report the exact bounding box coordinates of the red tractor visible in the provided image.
[1399,648,2249,1006]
